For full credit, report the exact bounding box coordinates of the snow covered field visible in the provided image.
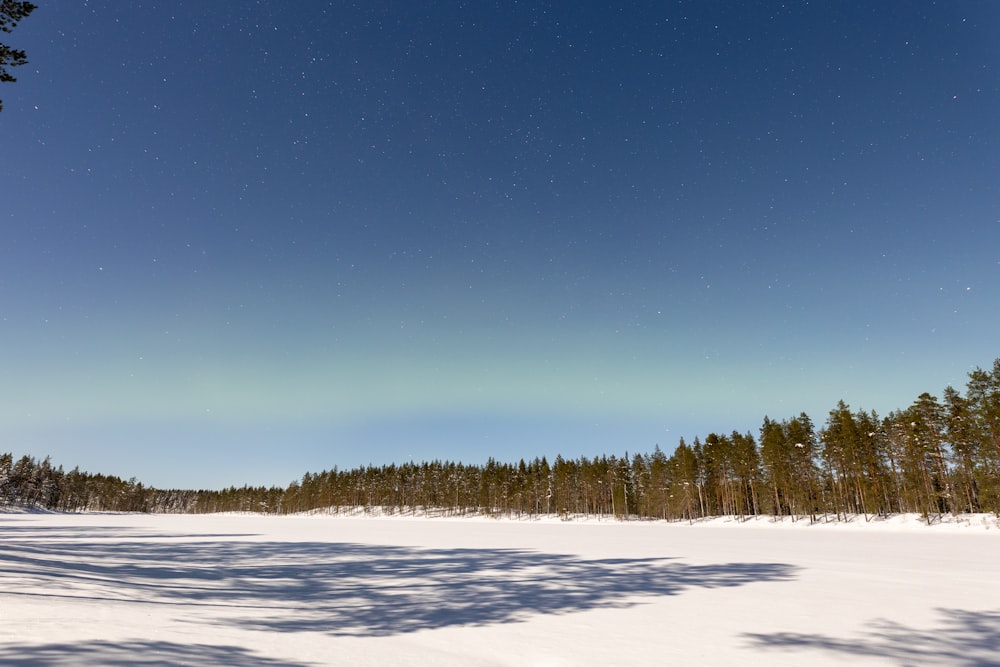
[1,512,998,666]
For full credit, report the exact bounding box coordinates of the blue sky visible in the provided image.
[2,1,998,489]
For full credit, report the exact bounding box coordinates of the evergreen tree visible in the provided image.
[966,360,1000,509]
[0,0,36,112]
[943,385,981,513]
[0,452,12,505]
[895,394,951,523]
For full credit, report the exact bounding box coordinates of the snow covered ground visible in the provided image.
[1,511,998,666]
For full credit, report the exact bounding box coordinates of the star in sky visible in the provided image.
[1,1,997,488]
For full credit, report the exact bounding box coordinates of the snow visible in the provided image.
[1,512,999,666]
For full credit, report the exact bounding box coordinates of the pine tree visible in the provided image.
[966,360,1000,510]
[0,452,12,505]
[943,385,981,513]
[0,1,36,112]
[898,393,951,523]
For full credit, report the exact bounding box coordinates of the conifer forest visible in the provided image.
[5,359,1000,524]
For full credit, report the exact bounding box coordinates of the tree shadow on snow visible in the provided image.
[743,608,1000,666]
[0,640,313,667]
[0,524,797,638]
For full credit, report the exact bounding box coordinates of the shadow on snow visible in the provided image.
[0,640,313,667]
[743,608,1000,666]
[0,523,796,638]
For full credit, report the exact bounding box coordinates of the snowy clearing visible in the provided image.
[1,512,998,666]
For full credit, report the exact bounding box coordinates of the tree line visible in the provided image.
[4,358,1000,523]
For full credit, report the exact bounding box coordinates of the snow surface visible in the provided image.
[1,511,999,666]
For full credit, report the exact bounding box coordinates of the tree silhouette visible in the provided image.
[0,1,36,112]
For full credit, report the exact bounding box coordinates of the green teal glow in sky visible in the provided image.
[2,1,998,488]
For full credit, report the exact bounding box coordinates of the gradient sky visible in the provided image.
[2,1,998,489]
